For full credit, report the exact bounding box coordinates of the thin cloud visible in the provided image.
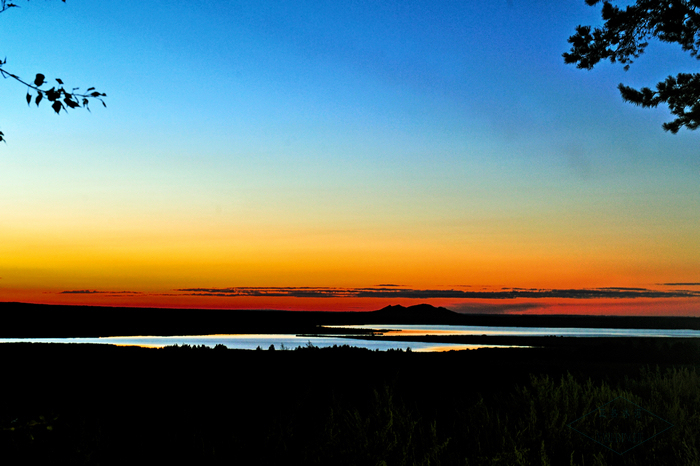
[596,287,648,291]
[448,302,547,314]
[175,286,700,299]
[662,283,700,286]
[61,290,101,294]
[60,290,143,295]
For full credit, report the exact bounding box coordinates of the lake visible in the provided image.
[1,324,698,351]
[0,334,528,352]
[325,324,700,338]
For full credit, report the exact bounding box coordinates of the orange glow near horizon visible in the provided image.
[3,196,698,317]
[3,286,699,317]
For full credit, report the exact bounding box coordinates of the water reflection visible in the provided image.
[0,334,528,352]
[2,324,695,352]
[324,325,700,338]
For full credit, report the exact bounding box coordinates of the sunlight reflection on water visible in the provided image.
[2,324,695,352]
[324,325,700,338]
[3,324,696,352]
[0,334,528,352]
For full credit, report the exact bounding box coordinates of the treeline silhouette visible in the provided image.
[1,340,699,465]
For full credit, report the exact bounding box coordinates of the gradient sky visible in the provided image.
[1,0,698,314]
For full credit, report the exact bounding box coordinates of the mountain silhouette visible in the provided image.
[365,304,461,324]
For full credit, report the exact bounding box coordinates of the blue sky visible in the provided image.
[1,0,698,313]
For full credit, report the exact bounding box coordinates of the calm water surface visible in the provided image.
[0,334,526,352]
[326,325,700,338]
[3,325,694,352]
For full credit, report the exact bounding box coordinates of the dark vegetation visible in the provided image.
[565,0,700,133]
[1,336,700,465]
[0,0,106,143]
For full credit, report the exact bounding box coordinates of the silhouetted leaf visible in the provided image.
[51,100,63,114]
[35,92,43,107]
[26,93,31,105]
[45,88,59,101]
[56,78,63,85]
[64,96,80,109]
[33,73,45,87]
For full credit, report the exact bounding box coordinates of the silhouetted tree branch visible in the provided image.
[564,0,700,133]
[0,1,21,14]
[0,0,106,143]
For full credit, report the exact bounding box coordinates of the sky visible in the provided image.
[0,0,698,315]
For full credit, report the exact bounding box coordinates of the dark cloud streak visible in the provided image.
[60,290,143,295]
[175,286,700,299]
[448,302,547,314]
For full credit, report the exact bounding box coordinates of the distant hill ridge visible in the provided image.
[367,304,461,324]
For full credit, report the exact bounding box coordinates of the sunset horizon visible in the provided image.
[3,283,700,316]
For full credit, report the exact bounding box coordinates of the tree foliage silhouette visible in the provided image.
[0,0,106,142]
[564,0,700,133]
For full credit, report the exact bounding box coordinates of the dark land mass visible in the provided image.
[2,301,700,338]
[1,339,699,465]
[3,304,699,463]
